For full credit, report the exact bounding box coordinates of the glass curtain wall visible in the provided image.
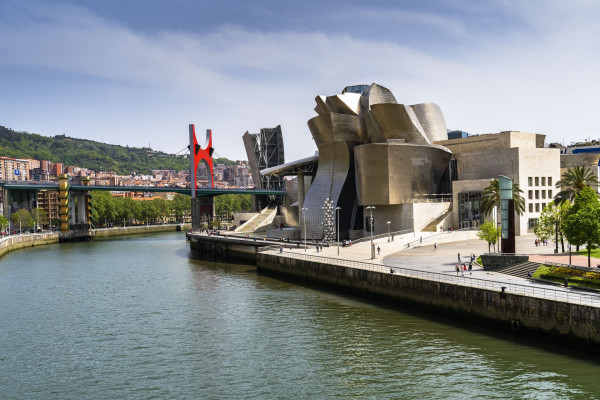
[458,192,482,229]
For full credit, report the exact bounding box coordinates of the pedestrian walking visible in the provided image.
[468,262,472,274]
[377,246,381,255]
[455,264,460,275]
[434,243,437,251]
[458,252,461,262]
[279,246,283,254]
[461,264,465,276]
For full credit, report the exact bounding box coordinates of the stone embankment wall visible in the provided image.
[188,233,275,261]
[257,253,600,352]
[0,233,59,258]
[481,253,529,270]
[93,224,190,238]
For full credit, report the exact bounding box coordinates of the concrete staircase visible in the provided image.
[234,205,278,233]
[495,261,542,279]
[422,209,453,232]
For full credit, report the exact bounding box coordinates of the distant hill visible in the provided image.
[0,126,236,175]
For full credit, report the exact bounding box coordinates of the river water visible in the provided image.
[1,232,599,399]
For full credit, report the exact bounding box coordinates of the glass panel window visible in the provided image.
[528,218,538,228]
[541,177,546,186]
[529,203,533,212]
[458,191,483,228]
[528,177,533,186]
[528,190,533,199]
[535,203,540,212]
[542,203,546,209]
[535,177,539,186]
[548,177,552,186]
[549,190,553,198]
[542,190,546,199]
[535,190,539,199]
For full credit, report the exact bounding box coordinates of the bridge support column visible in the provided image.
[59,174,70,233]
[191,198,201,230]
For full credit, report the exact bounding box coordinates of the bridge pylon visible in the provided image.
[189,124,215,229]
[59,174,70,233]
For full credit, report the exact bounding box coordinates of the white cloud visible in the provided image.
[1,1,600,160]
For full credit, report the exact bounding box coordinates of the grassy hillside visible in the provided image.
[0,125,190,175]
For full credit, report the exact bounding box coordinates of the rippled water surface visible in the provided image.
[1,232,599,399]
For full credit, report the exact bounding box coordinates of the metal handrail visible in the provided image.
[352,229,413,244]
[261,249,600,308]
[403,227,477,248]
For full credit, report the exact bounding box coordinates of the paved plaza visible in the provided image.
[274,230,600,306]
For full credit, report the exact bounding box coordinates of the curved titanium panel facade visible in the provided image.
[354,143,452,205]
[368,104,430,145]
[410,103,448,143]
[263,82,453,239]
[359,83,397,114]
[302,113,368,238]
[308,113,368,145]
[325,93,361,115]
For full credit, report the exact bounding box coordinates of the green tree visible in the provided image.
[480,178,526,218]
[555,165,599,204]
[563,187,600,268]
[142,199,160,224]
[11,209,34,231]
[477,221,501,252]
[0,215,8,231]
[31,208,49,229]
[171,194,191,222]
[91,191,118,227]
[154,198,171,223]
[534,202,569,252]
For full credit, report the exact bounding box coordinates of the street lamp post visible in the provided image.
[336,207,341,256]
[412,197,416,237]
[387,221,391,242]
[301,207,307,251]
[366,206,376,259]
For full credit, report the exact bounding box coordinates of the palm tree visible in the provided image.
[555,166,599,204]
[480,178,526,217]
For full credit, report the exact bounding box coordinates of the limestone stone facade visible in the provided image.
[439,131,561,236]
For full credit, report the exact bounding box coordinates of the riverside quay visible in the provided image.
[188,82,600,355]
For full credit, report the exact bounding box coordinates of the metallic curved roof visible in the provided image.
[260,154,319,177]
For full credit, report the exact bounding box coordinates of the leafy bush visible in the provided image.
[533,265,600,288]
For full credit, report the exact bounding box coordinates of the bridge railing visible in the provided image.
[261,249,600,308]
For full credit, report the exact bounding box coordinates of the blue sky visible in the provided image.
[1,0,600,161]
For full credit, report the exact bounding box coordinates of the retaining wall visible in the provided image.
[481,253,529,270]
[0,233,59,258]
[257,253,600,352]
[93,224,190,238]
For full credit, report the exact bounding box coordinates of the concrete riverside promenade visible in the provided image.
[255,230,600,353]
[0,232,59,258]
[0,223,192,260]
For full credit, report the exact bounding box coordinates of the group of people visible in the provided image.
[455,252,476,276]
[535,238,548,246]
[455,262,473,276]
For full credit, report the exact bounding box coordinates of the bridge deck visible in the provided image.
[0,181,285,196]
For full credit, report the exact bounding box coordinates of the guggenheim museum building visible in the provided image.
[252,83,560,240]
